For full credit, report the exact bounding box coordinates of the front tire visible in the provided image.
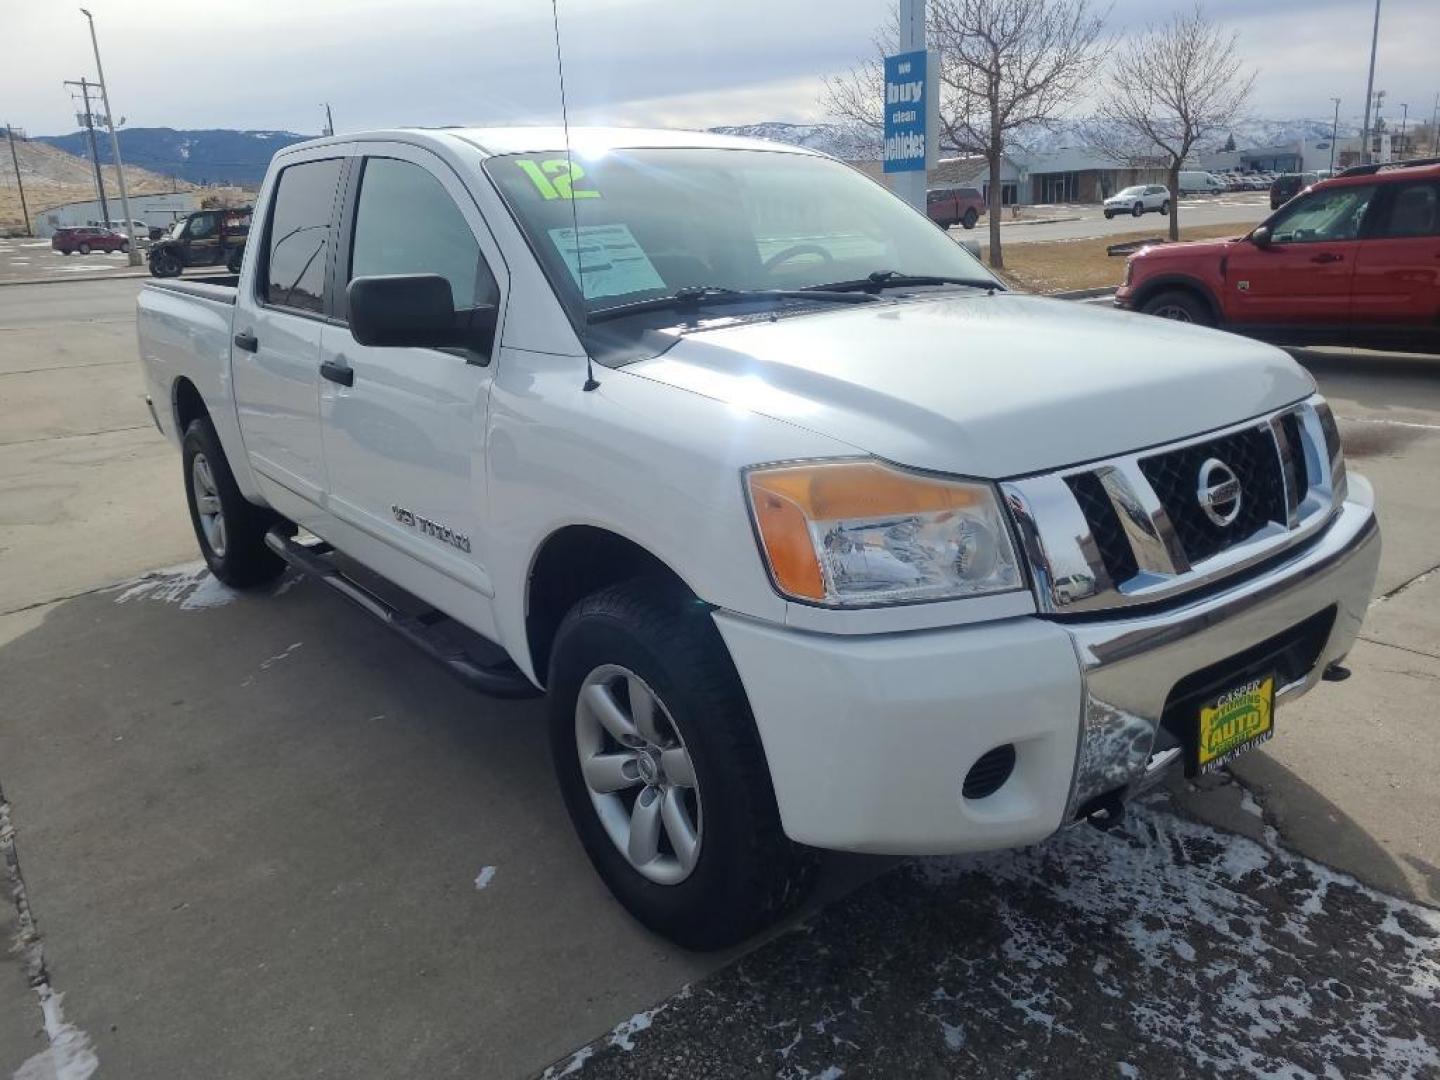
[1131,203,1144,217]
[1141,288,1214,326]
[182,417,285,587]
[119,241,130,254]
[149,250,182,278]
[961,208,978,230]
[1104,210,1115,219]
[1160,200,1171,216]
[78,243,91,255]
[548,578,816,950]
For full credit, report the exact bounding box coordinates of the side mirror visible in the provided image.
[347,273,496,353]
[1251,226,1272,249]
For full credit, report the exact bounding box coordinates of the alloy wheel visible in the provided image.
[575,664,702,885]
[191,452,227,557]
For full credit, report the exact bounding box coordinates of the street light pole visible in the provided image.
[81,8,141,266]
[1329,97,1340,173]
[1359,0,1381,165]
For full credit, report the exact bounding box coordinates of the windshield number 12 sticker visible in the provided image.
[517,159,600,201]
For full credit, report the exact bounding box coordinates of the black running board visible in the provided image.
[264,527,540,699]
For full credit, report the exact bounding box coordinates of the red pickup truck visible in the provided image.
[1117,158,1440,354]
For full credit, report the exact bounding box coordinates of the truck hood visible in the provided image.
[1130,236,1242,262]
[626,292,1315,478]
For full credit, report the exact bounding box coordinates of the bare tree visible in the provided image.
[823,0,1107,270]
[1091,4,1255,241]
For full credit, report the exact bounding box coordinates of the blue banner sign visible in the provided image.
[883,50,928,173]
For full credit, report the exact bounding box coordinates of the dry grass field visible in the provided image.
[990,223,1252,294]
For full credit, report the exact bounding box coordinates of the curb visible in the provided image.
[1000,215,1084,228]
[1051,287,1117,301]
[0,270,151,288]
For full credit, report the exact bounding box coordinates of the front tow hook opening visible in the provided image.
[1078,789,1127,832]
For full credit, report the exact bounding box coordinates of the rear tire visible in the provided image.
[78,243,91,255]
[1160,200,1171,216]
[961,208,978,230]
[1104,210,1115,219]
[1131,203,1144,217]
[1140,288,1213,327]
[181,416,285,587]
[548,578,816,950]
[119,241,130,254]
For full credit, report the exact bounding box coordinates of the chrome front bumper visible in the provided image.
[1061,475,1380,821]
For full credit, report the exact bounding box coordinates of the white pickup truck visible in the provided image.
[137,127,1380,948]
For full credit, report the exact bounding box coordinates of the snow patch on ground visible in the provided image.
[541,987,692,1077]
[259,642,303,669]
[473,866,496,891]
[112,563,238,610]
[12,990,100,1080]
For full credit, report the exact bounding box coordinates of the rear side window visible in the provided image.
[348,157,495,311]
[264,158,342,313]
[1377,181,1439,238]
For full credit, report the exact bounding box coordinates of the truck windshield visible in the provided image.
[486,147,996,319]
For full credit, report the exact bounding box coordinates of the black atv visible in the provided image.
[148,206,252,278]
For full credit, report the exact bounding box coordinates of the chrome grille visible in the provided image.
[1137,425,1285,562]
[1002,398,1344,614]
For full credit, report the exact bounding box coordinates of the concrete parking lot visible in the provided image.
[0,236,149,286]
[2,273,1437,1078]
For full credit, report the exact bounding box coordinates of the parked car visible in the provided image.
[1270,172,1320,210]
[50,225,129,255]
[103,218,150,240]
[147,206,252,277]
[926,186,986,229]
[1178,171,1227,195]
[1118,157,1440,354]
[1103,184,1170,219]
[137,127,1380,949]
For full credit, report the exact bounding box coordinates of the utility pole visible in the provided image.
[1329,97,1340,174]
[1397,102,1409,156]
[1430,92,1440,156]
[1359,0,1381,164]
[322,103,335,137]
[6,124,31,236]
[65,78,110,226]
[82,8,141,265]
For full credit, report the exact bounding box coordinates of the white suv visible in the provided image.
[1103,184,1170,218]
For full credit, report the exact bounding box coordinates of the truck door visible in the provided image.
[1223,182,1376,339]
[230,151,347,519]
[1350,179,1440,349]
[316,145,505,618]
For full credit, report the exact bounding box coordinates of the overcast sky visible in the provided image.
[4,0,1435,139]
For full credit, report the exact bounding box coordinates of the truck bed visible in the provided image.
[136,276,241,447]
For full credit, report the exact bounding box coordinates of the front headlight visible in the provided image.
[745,460,1023,606]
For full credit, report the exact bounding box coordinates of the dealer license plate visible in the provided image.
[1197,674,1275,773]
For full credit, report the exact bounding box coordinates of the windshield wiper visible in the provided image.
[589,285,877,323]
[806,271,1000,294]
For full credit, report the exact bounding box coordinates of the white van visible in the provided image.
[1178,171,1226,195]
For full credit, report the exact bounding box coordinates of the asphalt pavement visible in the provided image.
[983,192,1272,246]
[1,273,1437,1079]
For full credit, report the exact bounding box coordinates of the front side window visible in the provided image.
[1268,184,1376,244]
[349,157,495,312]
[1377,182,1439,238]
[188,214,216,238]
[264,158,342,313]
[486,147,994,314]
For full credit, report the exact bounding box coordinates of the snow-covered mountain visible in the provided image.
[706,118,1359,161]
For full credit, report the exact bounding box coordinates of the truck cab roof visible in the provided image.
[276,126,825,160]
